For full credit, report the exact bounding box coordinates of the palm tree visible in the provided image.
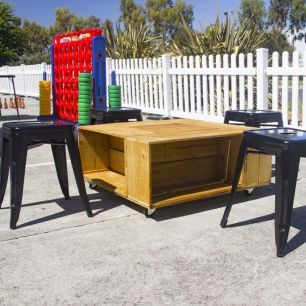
[104,22,163,59]
[171,14,266,56]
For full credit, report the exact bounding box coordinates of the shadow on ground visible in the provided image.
[2,184,276,229]
[0,114,37,121]
[227,204,306,256]
[2,179,306,255]
[1,191,121,229]
[126,181,306,256]
[151,184,276,222]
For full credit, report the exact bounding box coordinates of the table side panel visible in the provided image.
[79,130,109,173]
[151,138,230,196]
[226,135,272,188]
[126,138,151,207]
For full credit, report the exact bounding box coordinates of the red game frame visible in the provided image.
[53,28,102,122]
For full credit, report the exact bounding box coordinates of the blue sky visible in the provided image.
[5,0,253,29]
[5,0,306,51]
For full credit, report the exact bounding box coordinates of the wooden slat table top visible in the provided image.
[79,119,252,144]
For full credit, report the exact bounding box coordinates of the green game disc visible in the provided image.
[78,94,92,100]
[109,103,121,108]
[108,85,121,90]
[78,86,92,91]
[78,82,91,86]
[78,98,91,105]
[78,74,91,79]
[78,113,88,120]
[108,97,121,103]
[108,93,121,98]
[78,108,90,112]
[78,82,91,87]
[108,88,121,93]
[78,105,91,110]
[78,114,90,118]
[78,119,90,123]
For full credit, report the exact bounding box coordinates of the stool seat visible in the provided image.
[224,109,283,127]
[0,120,92,229]
[3,121,75,143]
[245,128,306,147]
[90,107,142,124]
[220,127,306,257]
[3,120,72,130]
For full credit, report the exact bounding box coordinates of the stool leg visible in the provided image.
[51,144,70,200]
[10,137,27,229]
[224,112,230,124]
[0,138,10,207]
[278,116,284,127]
[220,138,248,227]
[66,135,92,217]
[137,112,143,121]
[253,119,260,128]
[274,151,299,257]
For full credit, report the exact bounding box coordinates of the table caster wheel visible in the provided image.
[144,208,156,218]
[89,182,98,190]
[244,188,254,196]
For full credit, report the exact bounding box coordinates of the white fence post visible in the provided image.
[105,58,113,106]
[271,52,279,111]
[161,54,172,117]
[105,58,113,86]
[41,62,46,78]
[281,51,289,125]
[256,48,269,110]
[6,66,11,94]
[291,51,299,126]
[303,51,306,127]
[21,64,26,96]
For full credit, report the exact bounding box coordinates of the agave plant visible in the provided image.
[104,22,164,59]
[171,14,267,56]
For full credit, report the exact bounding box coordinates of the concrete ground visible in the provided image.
[0,95,306,306]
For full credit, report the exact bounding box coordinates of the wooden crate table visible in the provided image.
[78,119,272,215]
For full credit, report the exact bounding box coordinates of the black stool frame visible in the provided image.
[224,110,283,127]
[220,128,306,257]
[0,121,92,229]
[90,107,142,124]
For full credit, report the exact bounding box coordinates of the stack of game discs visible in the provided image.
[78,73,92,124]
[39,81,51,116]
[108,85,121,108]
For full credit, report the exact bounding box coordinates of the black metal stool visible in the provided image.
[220,128,306,257]
[0,121,93,229]
[90,107,142,124]
[224,110,283,127]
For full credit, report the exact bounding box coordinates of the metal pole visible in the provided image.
[11,76,20,120]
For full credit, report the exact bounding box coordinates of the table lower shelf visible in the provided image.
[84,170,127,197]
[151,182,232,208]
[83,170,238,209]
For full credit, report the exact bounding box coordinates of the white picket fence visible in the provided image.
[107,48,306,127]
[0,48,305,127]
[0,63,52,97]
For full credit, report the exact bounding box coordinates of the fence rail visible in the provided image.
[0,48,305,127]
[0,63,52,97]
